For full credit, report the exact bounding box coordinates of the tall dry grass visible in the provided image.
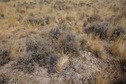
[111,34,126,60]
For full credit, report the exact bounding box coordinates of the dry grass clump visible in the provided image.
[95,72,109,84]
[85,35,107,59]
[9,39,25,60]
[111,34,126,60]
[56,54,69,72]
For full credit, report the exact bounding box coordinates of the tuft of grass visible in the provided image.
[56,53,69,72]
[95,72,109,84]
[7,16,19,27]
[0,29,11,40]
[10,40,22,60]
[86,35,107,59]
[111,34,126,60]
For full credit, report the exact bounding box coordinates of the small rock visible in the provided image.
[73,73,82,79]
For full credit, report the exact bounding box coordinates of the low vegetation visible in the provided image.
[0,0,126,84]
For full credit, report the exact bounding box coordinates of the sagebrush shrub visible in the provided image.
[84,22,109,40]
